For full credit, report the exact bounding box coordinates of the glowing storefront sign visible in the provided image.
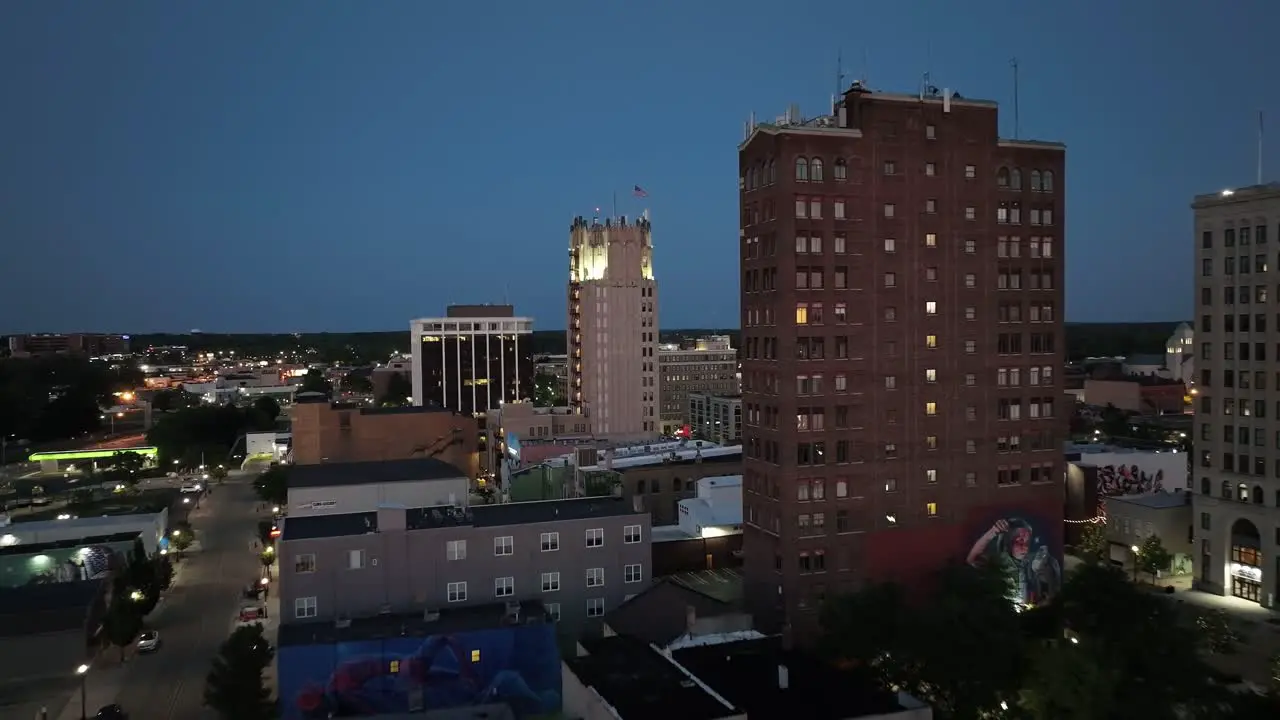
[1230,562,1262,582]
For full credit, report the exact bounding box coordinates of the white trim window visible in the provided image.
[447,540,466,561]
[447,581,467,603]
[586,528,604,548]
[540,532,560,552]
[586,567,604,587]
[624,564,643,584]
[587,598,605,617]
[494,576,514,598]
[494,536,513,556]
[623,525,642,544]
[294,597,317,619]
[541,572,560,592]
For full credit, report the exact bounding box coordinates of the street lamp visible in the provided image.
[76,664,89,720]
[1130,545,1141,583]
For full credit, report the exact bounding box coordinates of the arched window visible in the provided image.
[1237,483,1250,502]
[1030,170,1043,192]
[767,159,776,184]
[1253,485,1264,504]
[752,164,762,189]
[1042,170,1055,192]
[795,157,809,181]
[1221,481,1231,499]
[996,167,1010,188]
[809,158,824,182]
[833,158,848,181]
[1200,477,1210,495]
[1010,169,1023,190]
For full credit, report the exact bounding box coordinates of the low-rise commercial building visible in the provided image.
[564,634,932,720]
[0,580,109,706]
[291,397,478,478]
[286,457,471,517]
[277,495,651,631]
[0,509,169,556]
[535,354,569,399]
[275,601,560,720]
[1083,377,1187,414]
[481,402,591,477]
[688,393,742,444]
[1103,491,1193,572]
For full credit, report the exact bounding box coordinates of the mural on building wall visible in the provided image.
[967,515,1062,607]
[1097,464,1164,497]
[0,544,120,588]
[278,624,561,719]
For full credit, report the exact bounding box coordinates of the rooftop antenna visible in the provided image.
[1010,58,1020,139]
[1258,111,1265,185]
[835,47,845,97]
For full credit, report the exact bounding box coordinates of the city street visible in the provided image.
[56,475,263,720]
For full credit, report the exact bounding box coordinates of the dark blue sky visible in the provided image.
[1,1,1275,333]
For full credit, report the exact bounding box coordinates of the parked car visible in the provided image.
[136,630,160,653]
[238,604,266,624]
[179,482,203,494]
[96,705,127,719]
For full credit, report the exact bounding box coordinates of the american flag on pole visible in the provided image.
[633,185,648,198]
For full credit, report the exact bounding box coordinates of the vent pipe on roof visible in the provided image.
[778,664,790,690]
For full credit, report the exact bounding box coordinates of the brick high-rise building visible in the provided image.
[567,215,659,441]
[739,83,1066,635]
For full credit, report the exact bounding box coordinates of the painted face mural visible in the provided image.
[967,517,1062,607]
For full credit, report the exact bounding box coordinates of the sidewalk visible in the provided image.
[50,539,191,719]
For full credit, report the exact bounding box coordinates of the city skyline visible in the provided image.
[0,2,1276,333]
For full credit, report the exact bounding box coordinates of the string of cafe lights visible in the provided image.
[1064,516,1107,524]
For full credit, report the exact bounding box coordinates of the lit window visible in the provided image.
[964,164,976,179]
[925,335,938,348]
[925,233,937,247]
[925,368,937,383]
[884,238,897,253]
[795,303,809,325]
[925,301,937,315]
[925,162,936,176]
[884,203,896,218]
[390,660,400,674]
[925,402,937,416]
[926,502,938,517]
[471,649,481,663]
[926,469,938,484]
[965,206,976,220]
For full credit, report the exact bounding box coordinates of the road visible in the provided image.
[103,477,263,719]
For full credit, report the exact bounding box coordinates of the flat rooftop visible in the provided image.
[672,636,908,719]
[0,530,141,557]
[282,496,644,540]
[568,636,736,720]
[277,599,550,648]
[580,445,742,472]
[287,457,466,489]
[0,579,104,636]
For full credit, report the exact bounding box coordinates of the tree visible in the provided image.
[1030,562,1223,718]
[378,372,413,407]
[204,623,276,720]
[260,551,274,578]
[170,522,194,557]
[210,465,229,483]
[299,369,332,397]
[1020,640,1122,720]
[1100,403,1130,438]
[532,372,564,407]
[1135,534,1173,583]
[248,397,280,431]
[156,554,174,591]
[150,388,199,413]
[1076,521,1109,562]
[342,371,373,394]
[821,562,1024,719]
[106,451,147,491]
[254,467,288,507]
[102,584,143,662]
[1195,609,1239,655]
[124,538,160,616]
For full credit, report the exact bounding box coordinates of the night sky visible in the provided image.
[0,1,1274,333]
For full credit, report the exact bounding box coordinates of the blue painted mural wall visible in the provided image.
[277,623,562,719]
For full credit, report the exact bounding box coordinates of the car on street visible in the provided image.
[179,482,202,494]
[95,704,127,719]
[238,604,266,624]
[136,630,160,653]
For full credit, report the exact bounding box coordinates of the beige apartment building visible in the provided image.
[1191,182,1280,607]
[567,215,659,441]
[658,336,739,434]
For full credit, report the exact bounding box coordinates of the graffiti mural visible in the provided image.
[1097,464,1164,497]
[967,515,1062,607]
[0,544,123,588]
[279,623,561,719]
